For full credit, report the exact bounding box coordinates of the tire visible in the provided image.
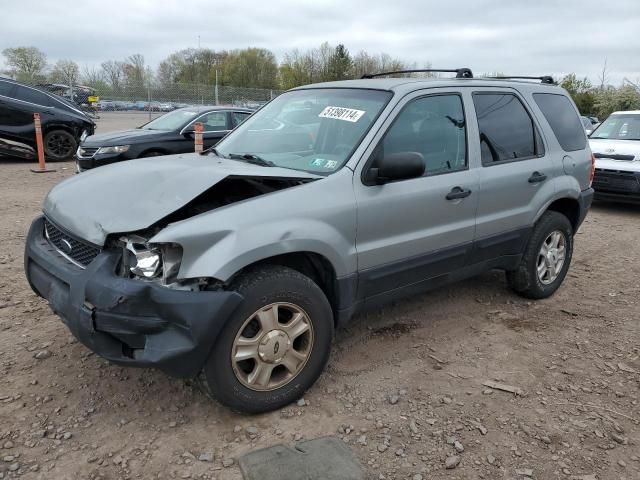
[44,130,77,161]
[199,265,334,413]
[507,211,574,299]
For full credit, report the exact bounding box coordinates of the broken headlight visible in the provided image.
[121,235,182,283]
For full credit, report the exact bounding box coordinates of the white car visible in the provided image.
[589,111,640,204]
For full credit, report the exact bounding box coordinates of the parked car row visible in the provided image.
[96,100,198,112]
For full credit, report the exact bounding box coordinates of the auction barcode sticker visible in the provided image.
[319,106,366,122]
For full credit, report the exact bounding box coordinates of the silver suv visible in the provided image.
[25,69,594,413]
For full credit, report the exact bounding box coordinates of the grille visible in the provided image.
[44,219,101,267]
[593,170,640,193]
[77,147,99,158]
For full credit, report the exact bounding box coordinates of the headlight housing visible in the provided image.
[121,235,182,283]
[96,145,130,154]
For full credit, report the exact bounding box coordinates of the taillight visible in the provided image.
[589,153,596,187]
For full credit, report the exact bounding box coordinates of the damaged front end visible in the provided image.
[26,155,321,376]
[25,216,243,378]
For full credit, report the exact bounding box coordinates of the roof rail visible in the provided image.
[489,75,556,85]
[361,68,473,79]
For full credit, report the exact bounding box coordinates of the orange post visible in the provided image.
[30,112,55,173]
[194,122,204,153]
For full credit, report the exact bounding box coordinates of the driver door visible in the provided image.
[353,90,479,300]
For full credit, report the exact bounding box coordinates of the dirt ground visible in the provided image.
[1,115,639,479]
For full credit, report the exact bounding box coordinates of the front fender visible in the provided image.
[150,169,358,281]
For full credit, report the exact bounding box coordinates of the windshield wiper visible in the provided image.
[227,153,275,167]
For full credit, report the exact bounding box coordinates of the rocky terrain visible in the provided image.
[0,150,638,479]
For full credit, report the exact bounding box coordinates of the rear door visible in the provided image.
[468,89,555,263]
[353,89,478,299]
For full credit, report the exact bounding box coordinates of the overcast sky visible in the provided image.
[1,0,638,85]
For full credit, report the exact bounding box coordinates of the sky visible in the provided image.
[1,0,639,85]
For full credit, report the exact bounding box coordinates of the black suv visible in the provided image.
[0,78,95,161]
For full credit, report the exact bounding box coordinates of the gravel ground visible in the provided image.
[0,116,639,479]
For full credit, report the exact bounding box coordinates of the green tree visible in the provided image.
[560,73,595,114]
[50,59,79,85]
[328,44,352,81]
[221,48,278,89]
[1,46,47,83]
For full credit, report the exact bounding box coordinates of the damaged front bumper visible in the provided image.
[24,216,243,378]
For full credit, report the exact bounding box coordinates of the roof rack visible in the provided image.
[361,68,473,79]
[489,75,556,85]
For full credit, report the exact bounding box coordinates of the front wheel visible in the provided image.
[44,130,77,161]
[199,266,334,413]
[507,211,574,299]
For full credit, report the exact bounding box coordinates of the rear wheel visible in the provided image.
[199,265,334,413]
[44,130,77,161]
[507,211,573,299]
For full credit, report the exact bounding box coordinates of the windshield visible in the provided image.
[590,114,640,140]
[142,109,202,131]
[215,88,392,174]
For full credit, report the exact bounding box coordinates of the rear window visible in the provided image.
[533,93,586,151]
[472,93,543,164]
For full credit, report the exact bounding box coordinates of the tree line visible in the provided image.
[2,45,639,118]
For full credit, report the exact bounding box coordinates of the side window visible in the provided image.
[0,81,15,97]
[377,94,467,176]
[232,112,250,127]
[533,93,587,151]
[14,85,53,107]
[198,111,228,131]
[473,93,543,164]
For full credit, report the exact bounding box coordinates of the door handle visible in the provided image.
[446,186,472,200]
[528,171,547,183]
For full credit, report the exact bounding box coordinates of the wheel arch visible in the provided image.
[138,148,169,158]
[544,197,581,233]
[226,251,344,325]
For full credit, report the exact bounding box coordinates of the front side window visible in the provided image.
[534,93,587,151]
[473,93,543,164]
[215,88,392,174]
[142,109,202,131]
[590,114,640,141]
[374,94,467,176]
[232,112,250,127]
[197,111,228,131]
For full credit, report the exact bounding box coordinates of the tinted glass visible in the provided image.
[534,93,587,151]
[142,109,202,130]
[0,81,14,97]
[232,111,250,127]
[197,111,228,131]
[589,114,640,141]
[379,94,466,176]
[473,93,540,164]
[15,85,53,107]
[216,88,392,174]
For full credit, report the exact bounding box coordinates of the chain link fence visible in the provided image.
[33,81,284,117]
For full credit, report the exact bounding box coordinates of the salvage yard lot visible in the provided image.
[0,118,639,479]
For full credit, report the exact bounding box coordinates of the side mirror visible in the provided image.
[182,127,195,137]
[365,152,425,185]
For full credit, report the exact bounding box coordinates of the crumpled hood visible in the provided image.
[43,154,320,245]
[82,128,166,146]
